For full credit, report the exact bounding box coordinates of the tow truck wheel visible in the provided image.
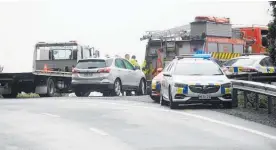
[2,93,18,98]
[39,78,55,97]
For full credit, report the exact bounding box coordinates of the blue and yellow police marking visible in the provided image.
[176,85,188,94]
[156,83,161,91]
[266,67,276,73]
[227,67,243,73]
[176,88,183,94]
[151,83,156,90]
[221,87,231,94]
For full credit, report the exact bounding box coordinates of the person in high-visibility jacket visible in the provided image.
[130,55,140,69]
[141,60,148,75]
[125,54,130,60]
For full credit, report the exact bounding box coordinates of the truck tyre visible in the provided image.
[39,78,55,97]
[2,87,18,98]
[2,93,18,98]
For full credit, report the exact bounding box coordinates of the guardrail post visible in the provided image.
[268,96,272,114]
[243,91,247,108]
[232,89,238,107]
[255,94,259,111]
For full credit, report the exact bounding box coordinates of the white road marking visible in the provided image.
[97,101,276,140]
[41,113,60,118]
[89,127,109,136]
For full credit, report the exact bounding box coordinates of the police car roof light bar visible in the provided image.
[175,54,194,59]
[192,54,212,59]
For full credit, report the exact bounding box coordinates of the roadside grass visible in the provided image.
[17,93,40,98]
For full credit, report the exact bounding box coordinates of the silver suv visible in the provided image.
[71,57,146,97]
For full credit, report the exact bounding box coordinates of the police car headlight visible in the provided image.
[221,83,232,88]
[174,83,187,87]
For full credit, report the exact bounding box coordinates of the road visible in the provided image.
[0,96,276,150]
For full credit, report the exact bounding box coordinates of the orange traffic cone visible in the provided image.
[43,64,48,72]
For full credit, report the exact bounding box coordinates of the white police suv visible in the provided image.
[160,54,232,109]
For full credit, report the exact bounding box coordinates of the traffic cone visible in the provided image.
[43,64,48,72]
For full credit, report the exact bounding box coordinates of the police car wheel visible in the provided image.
[160,95,166,106]
[169,87,177,109]
[150,95,160,102]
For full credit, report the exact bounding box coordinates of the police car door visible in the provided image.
[162,62,174,99]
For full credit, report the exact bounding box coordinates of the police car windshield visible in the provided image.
[224,58,257,66]
[174,62,223,76]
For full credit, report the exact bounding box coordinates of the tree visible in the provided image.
[268,1,276,64]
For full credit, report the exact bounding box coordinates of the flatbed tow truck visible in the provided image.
[0,41,100,98]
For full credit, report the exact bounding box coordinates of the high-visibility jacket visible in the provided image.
[130,59,140,68]
[141,60,148,75]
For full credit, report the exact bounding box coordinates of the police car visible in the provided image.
[222,54,275,75]
[160,54,232,109]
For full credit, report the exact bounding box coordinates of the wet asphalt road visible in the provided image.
[0,96,276,150]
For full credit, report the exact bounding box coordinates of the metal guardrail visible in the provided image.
[231,80,275,114]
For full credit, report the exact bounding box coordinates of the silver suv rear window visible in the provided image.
[76,59,113,69]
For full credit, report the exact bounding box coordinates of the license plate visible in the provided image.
[198,94,211,99]
[83,73,93,77]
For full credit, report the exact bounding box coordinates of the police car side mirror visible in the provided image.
[163,72,171,77]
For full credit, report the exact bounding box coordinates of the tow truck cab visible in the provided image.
[33,41,100,72]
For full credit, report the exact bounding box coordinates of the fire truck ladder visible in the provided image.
[140,24,190,41]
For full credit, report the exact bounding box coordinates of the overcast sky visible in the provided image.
[0,0,271,72]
